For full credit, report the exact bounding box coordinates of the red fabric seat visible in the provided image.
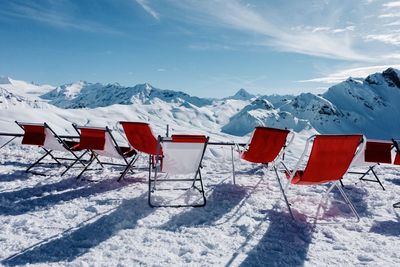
[289,135,363,185]
[120,121,162,155]
[76,128,106,150]
[364,141,392,164]
[241,127,290,164]
[394,153,400,165]
[21,124,46,146]
[171,135,207,143]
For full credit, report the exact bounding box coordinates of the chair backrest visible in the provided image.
[298,135,363,184]
[241,126,290,164]
[20,123,46,146]
[363,140,392,164]
[17,122,68,152]
[161,135,208,175]
[76,126,122,158]
[120,121,160,155]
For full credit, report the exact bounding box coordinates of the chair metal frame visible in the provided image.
[347,139,395,191]
[392,139,400,208]
[67,124,138,180]
[285,134,366,222]
[148,135,209,208]
[237,127,295,218]
[15,121,87,176]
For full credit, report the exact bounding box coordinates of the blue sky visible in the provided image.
[0,0,399,97]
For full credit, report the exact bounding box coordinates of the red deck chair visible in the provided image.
[119,121,161,181]
[150,134,209,207]
[15,121,86,175]
[286,134,365,221]
[240,126,294,217]
[392,139,400,208]
[68,124,137,180]
[348,139,395,190]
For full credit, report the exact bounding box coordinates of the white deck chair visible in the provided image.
[15,121,86,175]
[68,125,138,180]
[149,134,209,207]
[348,139,395,190]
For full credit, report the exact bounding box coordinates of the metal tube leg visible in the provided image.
[26,150,51,172]
[370,167,385,191]
[76,157,95,180]
[394,202,400,208]
[273,166,294,219]
[335,182,360,222]
[0,136,17,150]
[118,155,138,182]
[42,148,62,165]
[231,145,236,185]
[61,150,88,176]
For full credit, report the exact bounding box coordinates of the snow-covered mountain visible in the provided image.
[41,82,213,108]
[222,68,400,139]
[1,68,400,140]
[0,76,54,100]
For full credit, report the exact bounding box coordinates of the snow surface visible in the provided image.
[1,132,400,266]
[0,68,400,266]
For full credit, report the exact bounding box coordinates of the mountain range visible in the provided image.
[1,68,399,139]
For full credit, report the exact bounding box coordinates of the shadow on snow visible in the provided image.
[2,194,152,265]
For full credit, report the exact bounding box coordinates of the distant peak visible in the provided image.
[144,82,153,90]
[227,88,255,100]
[0,76,12,85]
[235,88,251,96]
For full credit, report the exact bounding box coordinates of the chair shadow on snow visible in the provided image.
[0,177,143,216]
[387,178,400,186]
[0,170,32,182]
[160,183,248,230]
[322,184,371,219]
[2,194,152,266]
[370,220,400,236]
[238,210,312,267]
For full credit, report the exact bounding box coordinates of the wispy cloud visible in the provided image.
[162,0,369,61]
[0,1,121,34]
[383,1,400,8]
[300,64,400,84]
[135,0,159,20]
[366,33,400,46]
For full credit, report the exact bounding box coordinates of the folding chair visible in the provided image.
[15,121,86,176]
[150,134,209,208]
[348,140,394,190]
[68,125,137,180]
[285,134,365,221]
[239,126,294,218]
[119,121,161,182]
[392,139,400,208]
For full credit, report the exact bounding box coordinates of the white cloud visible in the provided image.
[366,34,400,46]
[135,0,159,20]
[300,64,400,84]
[379,13,400,18]
[164,0,369,61]
[383,1,400,8]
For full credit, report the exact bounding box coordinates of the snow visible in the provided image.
[0,133,399,266]
[0,68,400,266]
